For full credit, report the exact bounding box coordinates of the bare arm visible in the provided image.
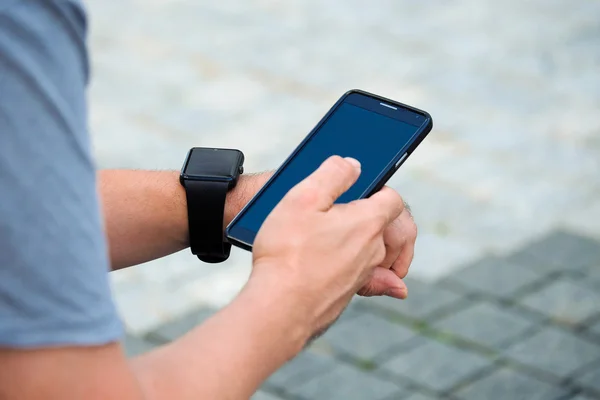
[98,170,270,270]
[132,276,307,399]
[0,157,417,399]
[0,276,307,400]
[2,171,300,400]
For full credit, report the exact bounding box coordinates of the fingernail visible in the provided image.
[344,157,361,171]
[384,287,407,299]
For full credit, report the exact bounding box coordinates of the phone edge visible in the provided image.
[354,89,434,198]
[225,90,355,249]
[225,88,433,250]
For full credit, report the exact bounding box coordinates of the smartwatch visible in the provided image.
[180,147,245,263]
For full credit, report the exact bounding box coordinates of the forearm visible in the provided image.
[98,170,269,270]
[131,276,308,399]
[0,277,308,400]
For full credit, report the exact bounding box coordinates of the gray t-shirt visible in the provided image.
[0,0,122,347]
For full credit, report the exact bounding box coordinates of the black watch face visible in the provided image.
[182,148,244,182]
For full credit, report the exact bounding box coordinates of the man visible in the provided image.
[0,1,417,398]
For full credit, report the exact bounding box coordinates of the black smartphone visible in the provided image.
[226,89,433,251]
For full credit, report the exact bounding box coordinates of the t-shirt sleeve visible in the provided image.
[0,0,122,347]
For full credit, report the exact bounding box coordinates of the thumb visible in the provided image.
[287,155,361,211]
[357,267,408,299]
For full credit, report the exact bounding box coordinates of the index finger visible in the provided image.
[285,155,361,211]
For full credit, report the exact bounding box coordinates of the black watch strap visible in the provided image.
[183,179,231,263]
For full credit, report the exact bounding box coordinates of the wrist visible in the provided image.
[170,170,192,248]
[238,268,311,356]
[177,170,272,249]
[223,172,272,229]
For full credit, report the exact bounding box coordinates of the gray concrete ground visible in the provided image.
[86,0,600,398]
[126,230,600,399]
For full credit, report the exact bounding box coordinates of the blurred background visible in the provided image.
[88,0,600,399]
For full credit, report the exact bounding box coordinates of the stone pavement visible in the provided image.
[125,229,600,399]
[85,0,600,397]
[87,0,600,334]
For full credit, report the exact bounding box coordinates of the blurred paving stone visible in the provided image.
[148,308,215,342]
[320,313,416,361]
[576,365,600,393]
[441,256,545,299]
[504,327,600,377]
[452,367,568,400]
[587,319,600,336]
[335,301,364,323]
[564,201,600,242]
[390,176,499,257]
[393,174,478,228]
[475,177,596,229]
[112,269,213,335]
[174,260,253,310]
[583,265,600,288]
[587,265,600,278]
[381,338,490,392]
[361,277,465,320]
[267,350,336,389]
[433,302,538,349]
[251,391,283,400]
[507,231,600,273]
[408,233,484,282]
[113,286,175,335]
[403,393,444,400]
[520,278,600,326]
[443,203,556,255]
[123,335,157,357]
[503,252,562,280]
[288,363,404,400]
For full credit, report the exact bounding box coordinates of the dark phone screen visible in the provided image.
[233,101,423,237]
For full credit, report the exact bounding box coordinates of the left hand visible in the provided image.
[226,171,417,300]
[355,204,416,299]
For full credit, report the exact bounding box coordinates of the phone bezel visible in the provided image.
[225,89,433,251]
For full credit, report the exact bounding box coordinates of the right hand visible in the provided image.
[250,156,405,340]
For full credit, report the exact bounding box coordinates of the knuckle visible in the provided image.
[388,187,402,200]
[379,189,404,217]
[392,191,405,212]
[382,185,402,200]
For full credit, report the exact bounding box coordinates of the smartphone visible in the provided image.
[226,89,433,251]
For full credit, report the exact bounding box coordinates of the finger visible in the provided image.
[378,217,406,269]
[356,267,408,299]
[286,156,361,211]
[390,209,418,279]
[390,245,414,280]
[361,186,405,228]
